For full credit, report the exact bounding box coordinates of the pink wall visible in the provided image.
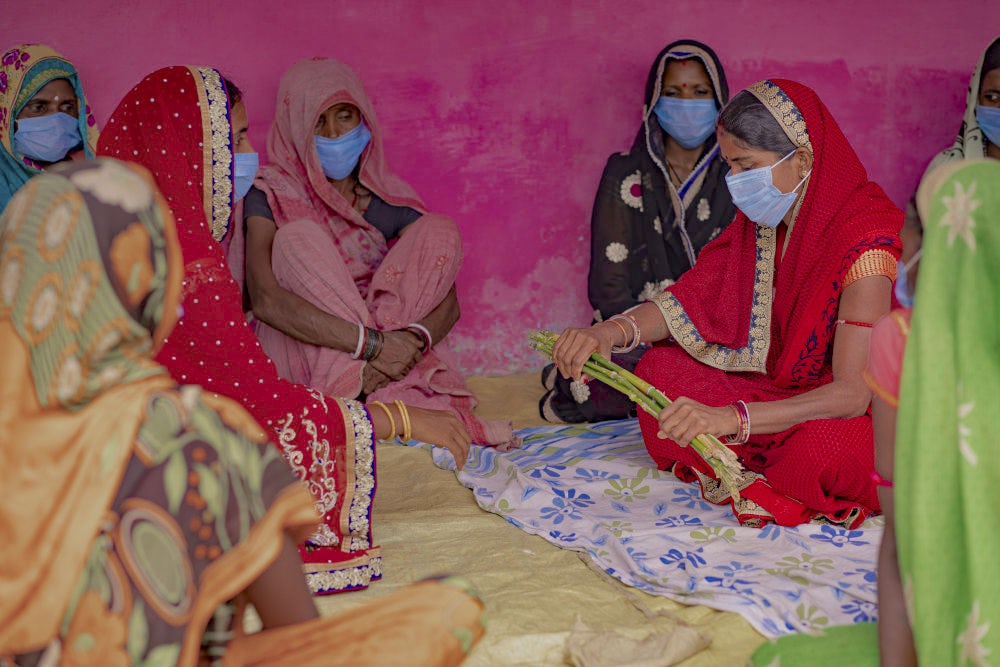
[4,2,998,374]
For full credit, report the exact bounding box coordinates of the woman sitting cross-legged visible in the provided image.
[550,79,902,529]
[241,57,516,448]
[541,38,736,424]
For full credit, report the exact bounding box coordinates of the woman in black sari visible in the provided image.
[541,39,736,423]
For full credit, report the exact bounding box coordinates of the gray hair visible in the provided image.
[717,90,796,155]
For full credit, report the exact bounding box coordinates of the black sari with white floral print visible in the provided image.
[542,39,735,424]
[588,39,735,320]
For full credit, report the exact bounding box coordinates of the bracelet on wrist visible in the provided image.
[369,401,396,439]
[728,400,750,445]
[406,323,433,354]
[608,314,640,353]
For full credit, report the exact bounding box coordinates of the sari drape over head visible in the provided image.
[0,44,99,210]
[588,38,735,319]
[639,80,902,528]
[545,39,736,425]
[0,158,317,662]
[253,57,516,448]
[98,66,380,594]
[926,36,1000,172]
[896,158,1000,665]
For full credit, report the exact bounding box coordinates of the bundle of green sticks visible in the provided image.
[529,329,745,502]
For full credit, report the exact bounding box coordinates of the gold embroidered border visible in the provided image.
[649,224,775,372]
[339,398,375,552]
[191,67,233,242]
[746,80,812,151]
[304,552,383,594]
[843,248,897,287]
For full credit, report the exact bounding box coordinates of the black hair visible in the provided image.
[717,90,796,155]
[981,37,1000,93]
[222,76,242,106]
[904,194,924,234]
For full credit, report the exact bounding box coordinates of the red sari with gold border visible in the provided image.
[638,79,902,528]
[98,66,379,594]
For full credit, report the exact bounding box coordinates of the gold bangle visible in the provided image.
[393,399,412,442]
[607,318,630,347]
[369,401,396,440]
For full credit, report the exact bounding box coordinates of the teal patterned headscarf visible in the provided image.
[0,44,100,212]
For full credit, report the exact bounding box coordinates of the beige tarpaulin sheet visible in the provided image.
[315,373,767,666]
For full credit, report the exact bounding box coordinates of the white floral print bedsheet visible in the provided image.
[416,419,882,638]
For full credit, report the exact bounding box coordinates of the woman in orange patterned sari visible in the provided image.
[0,159,484,666]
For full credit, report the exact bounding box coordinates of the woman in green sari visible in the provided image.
[750,159,1000,665]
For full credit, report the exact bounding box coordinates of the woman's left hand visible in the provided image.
[656,397,739,446]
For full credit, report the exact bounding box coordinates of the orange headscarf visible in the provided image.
[0,158,183,653]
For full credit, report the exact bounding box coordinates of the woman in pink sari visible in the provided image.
[240,58,516,449]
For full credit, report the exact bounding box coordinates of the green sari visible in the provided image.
[751,159,1000,665]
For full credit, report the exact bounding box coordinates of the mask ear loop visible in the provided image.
[901,247,922,273]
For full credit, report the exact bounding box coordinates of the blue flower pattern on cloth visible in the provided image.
[414,419,882,638]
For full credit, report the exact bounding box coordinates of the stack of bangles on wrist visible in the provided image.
[369,400,413,441]
[608,313,641,353]
[406,322,433,354]
[352,325,385,361]
[728,400,751,445]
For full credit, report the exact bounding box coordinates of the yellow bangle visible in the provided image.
[393,399,412,442]
[607,318,630,348]
[369,401,396,440]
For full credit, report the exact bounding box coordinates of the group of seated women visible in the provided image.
[0,33,996,666]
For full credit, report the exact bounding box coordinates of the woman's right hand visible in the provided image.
[408,406,472,470]
[551,323,619,382]
[370,330,422,381]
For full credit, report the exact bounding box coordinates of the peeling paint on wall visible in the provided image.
[7,0,997,375]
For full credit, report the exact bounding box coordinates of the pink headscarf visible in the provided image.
[256,58,426,292]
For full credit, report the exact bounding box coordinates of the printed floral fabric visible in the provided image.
[0,159,317,664]
[587,39,735,321]
[414,420,883,639]
[896,160,1000,665]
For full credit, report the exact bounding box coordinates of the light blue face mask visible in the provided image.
[893,249,922,308]
[315,120,371,180]
[724,150,810,229]
[14,112,82,163]
[233,151,259,200]
[652,96,718,150]
[976,104,1000,147]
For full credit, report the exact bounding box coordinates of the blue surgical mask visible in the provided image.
[652,96,718,150]
[14,112,82,163]
[315,120,371,180]
[725,151,810,229]
[894,249,922,308]
[976,104,1000,147]
[233,151,259,200]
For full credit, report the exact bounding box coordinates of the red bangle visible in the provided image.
[728,400,750,445]
[835,319,874,328]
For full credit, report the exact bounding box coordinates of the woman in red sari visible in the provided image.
[97,66,469,594]
[552,79,901,528]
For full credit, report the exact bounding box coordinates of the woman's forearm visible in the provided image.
[416,284,459,345]
[745,378,872,435]
[253,286,359,353]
